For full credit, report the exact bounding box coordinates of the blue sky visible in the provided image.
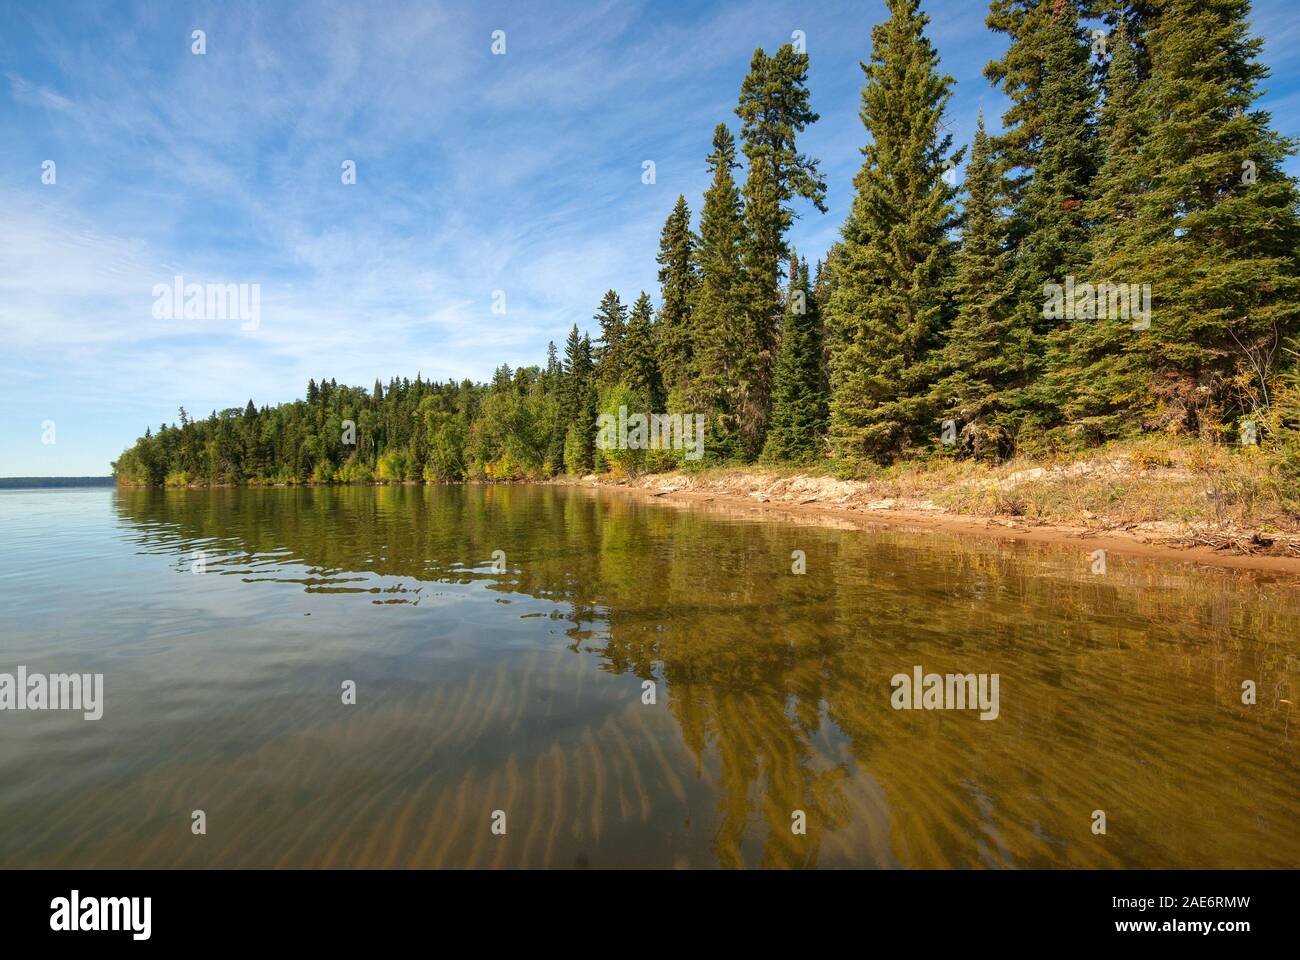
[3,0,1298,475]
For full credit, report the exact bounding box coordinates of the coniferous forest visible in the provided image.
[113,0,1300,500]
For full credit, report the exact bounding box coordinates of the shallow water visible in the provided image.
[0,484,1296,868]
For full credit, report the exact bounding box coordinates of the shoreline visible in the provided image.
[554,472,1300,578]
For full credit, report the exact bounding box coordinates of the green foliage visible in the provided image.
[734,43,827,458]
[623,292,664,412]
[1104,0,1299,434]
[593,290,628,387]
[1041,14,1151,443]
[467,367,558,480]
[595,382,645,476]
[115,377,483,487]
[563,426,590,477]
[594,382,676,477]
[690,123,747,462]
[424,409,467,482]
[762,257,828,463]
[561,325,597,475]
[655,195,698,394]
[336,456,373,484]
[376,448,409,482]
[828,0,962,463]
[931,112,1019,458]
[1268,345,1300,514]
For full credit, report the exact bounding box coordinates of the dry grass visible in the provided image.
[602,437,1300,552]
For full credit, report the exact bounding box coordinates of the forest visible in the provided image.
[113,0,1300,504]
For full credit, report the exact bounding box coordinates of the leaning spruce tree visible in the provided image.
[828,0,962,464]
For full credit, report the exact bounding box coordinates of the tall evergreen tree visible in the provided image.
[736,151,784,458]
[560,325,597,473]
[543,340,565,470]
[734,43,827,458]
[1017,1,1100,428]
[984,0,1099,438]
[932,111,1019,457]
[1103,0,1300,434]
[655,195,698,397]
[984,0,1102,227]
[691,124,747,460]
[762,256,829,463]
[562,324,585,426]
[1044,14,1155,439]
[576,335,598,473]
[828,0,962,463]
[593,290,628,386]
[623,292,665,411]
[545,340,560,381]
[241,398,262,478]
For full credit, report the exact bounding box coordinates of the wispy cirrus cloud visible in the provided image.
[6,72,77,113]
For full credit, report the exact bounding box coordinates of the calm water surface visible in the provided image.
[0,485,1296,868]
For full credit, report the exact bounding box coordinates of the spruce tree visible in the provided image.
[932,111,1019,457]
[762,256,829,463]
[828,0,962,463]
[691,124,747,460]
[593,290,628,386]
[242,399,261,478]
[1045,15,1155,440]
[560,327,597,473]
[545,340,560,383]
[543,340,565,471]
[1107,0,1300,434]
[984,0,1102,228]
[655,195,698,396]
[735,44,827,458]
[1013,0,1099,434]
[736,150,784,459]
[577,335,598,472]
[623,292,665,411]
[562,324,585,427]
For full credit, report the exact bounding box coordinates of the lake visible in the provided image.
[0,484,1296,868]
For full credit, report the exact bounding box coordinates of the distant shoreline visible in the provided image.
[0,477,115,489]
